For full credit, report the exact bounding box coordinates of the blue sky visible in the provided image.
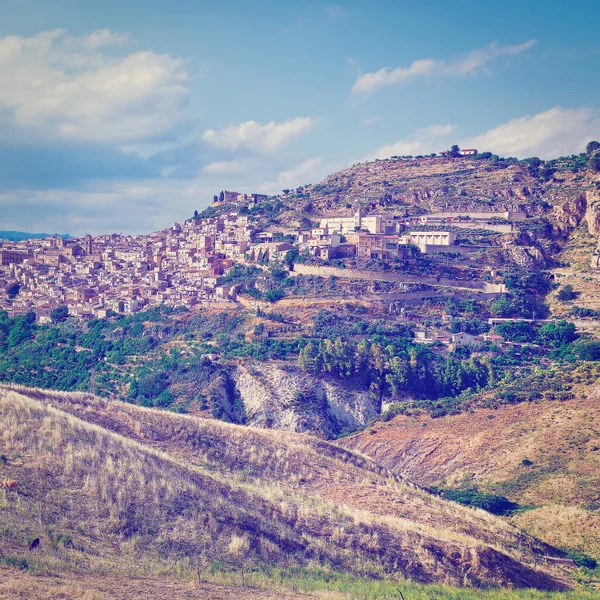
[0,0,599,235]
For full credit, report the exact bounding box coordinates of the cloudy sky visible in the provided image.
[0,0,599,235]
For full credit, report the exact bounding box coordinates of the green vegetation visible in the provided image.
[431,486,520,516]
[557,285,577,302]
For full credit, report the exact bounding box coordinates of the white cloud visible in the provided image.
[0,29,189,143]
[352,40,536,94]
[359,116,379,128]
[0,179,213,236]
[203,158,255,176]
[202,117,316,153]
[84,28,129,48]
[326,4,353,19]
[459,106,600,158]
[257,157,335,195]
[366,124,455,160]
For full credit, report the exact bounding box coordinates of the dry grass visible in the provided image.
[0,568,304,600]
[340,382,600,559]
[0,385,576,591]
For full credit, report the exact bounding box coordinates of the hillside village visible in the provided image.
[1,152,600,358]
[0,200,519,320]
[1,148,600,600]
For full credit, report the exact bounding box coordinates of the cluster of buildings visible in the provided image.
[303,210,459,260]
[0,196,526,322]
[301,208,529,260]
[0,213,263,321]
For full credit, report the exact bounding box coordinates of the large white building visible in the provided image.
[399,231,456,254]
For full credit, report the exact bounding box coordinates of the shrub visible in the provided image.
[435,487,519,515]
[264,289,284,303]
[557,285,576,301]
[576,341,600,361]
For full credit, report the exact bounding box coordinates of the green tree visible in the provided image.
[448,144,460,157]
[264,289,284,303]
[7,283,20,299]
[576,341,600,361]
[298,341,317,372]
[586,140,600,157]
[589,155,600,173]
[51,305,69,323]
[557,284,576,302]
[284,247,299,270]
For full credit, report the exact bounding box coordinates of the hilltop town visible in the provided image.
[1,151,599,328]
[0,199,520,321]
[2,152,600,598]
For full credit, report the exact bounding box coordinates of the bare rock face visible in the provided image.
[231,362,378,438]
[553,194,587,229]
[506,245,547,268]
[585,190,600,235]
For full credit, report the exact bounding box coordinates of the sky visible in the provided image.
[0,0,599,236]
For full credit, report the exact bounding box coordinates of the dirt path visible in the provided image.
[0,569,311,600]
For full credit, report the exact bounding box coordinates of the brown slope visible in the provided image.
[277,156,596,220]
[339,382,600,558]
[0,385,571,590]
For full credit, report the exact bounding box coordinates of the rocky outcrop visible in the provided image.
[231,362,378,438]
[504,245,547,268]
[585,190,600,235]
[553,194,587,229]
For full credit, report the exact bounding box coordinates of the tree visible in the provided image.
[51,305,69,323]
[284,247,299,270]
[298,341,317,372]
[7,283,20,299]
[557,284,576,302]
[448,145,461,157]
[576,341,600,361]
[586,141,600,157]
[539,167,555,182]
[589,155,600,173]
[264,289,284,303]
[193,209,199,218]
[219,190,225,202]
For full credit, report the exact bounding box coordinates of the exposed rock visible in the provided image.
[505,245,547,268]
[231,362,378,438]
[553,194,587,229]
[585,190,600,235]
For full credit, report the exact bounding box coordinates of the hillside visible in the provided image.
[339,378,600,561]
[0,384,583,596]
[232,155,600,244]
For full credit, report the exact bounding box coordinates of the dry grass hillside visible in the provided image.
[276,156,597,221]
[340,380,600,559]
[0,384,580,596]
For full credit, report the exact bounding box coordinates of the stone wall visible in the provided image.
[292,264,505,293]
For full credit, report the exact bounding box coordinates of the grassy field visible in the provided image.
[0,385,584,595]
[1,567,600,600]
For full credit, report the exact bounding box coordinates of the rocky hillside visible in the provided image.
[0,385,578,593]
[197,154,600,274]
[339,377,600,561]
[271,156,598,229]
[221,362,378,438]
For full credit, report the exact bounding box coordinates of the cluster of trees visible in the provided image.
[495,320,576,347]
[297,337,495,401]
[557,284,577,302]
[0,307,180,395]
[490,269,551,319]
[587,141,600,172]
[432,487,519,516]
